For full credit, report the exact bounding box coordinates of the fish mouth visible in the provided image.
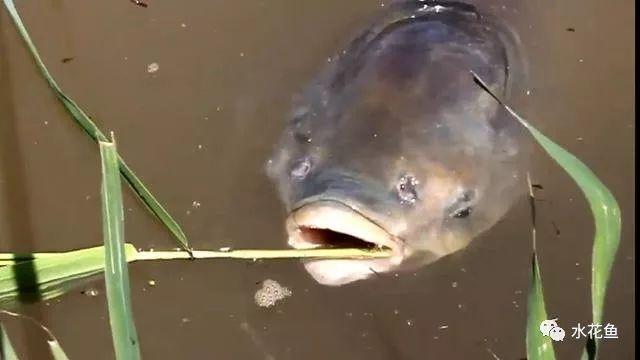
[286,200,405,286]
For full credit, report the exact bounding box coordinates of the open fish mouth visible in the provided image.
[286,200,405,286]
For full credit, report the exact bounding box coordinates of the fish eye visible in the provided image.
[449,190,475,219]
[452,207,472,218]
[396,175,419,204]
[290,157,312,180]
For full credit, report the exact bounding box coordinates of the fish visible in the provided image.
[266,1,530,286]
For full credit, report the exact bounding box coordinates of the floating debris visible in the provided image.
[147,62,159,73]
[148,280,156,286]
[254,279,291,308]
[81,288,100,297]
[130,0,148,8]
[192,201,201,208]
[61,57,74,63]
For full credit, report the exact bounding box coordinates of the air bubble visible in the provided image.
[147,62,159,73]
[254,279,292,308]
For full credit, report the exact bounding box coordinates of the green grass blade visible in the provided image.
[471,72,621,360]
[525,177,556,360]
[522,124,620,360]
[520,126,621,324]
[0,323,20,360]
[118,159,191,253]
[100,140,141,360]
[526,255,557,360]
[2,0,191,254]
[0,245,138,305]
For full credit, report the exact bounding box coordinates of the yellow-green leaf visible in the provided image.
[0,245,138,305]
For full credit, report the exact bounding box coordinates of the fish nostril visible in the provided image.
[290,158,312,180]
[294,132,313,144]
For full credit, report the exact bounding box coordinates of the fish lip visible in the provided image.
[285,200,405,263]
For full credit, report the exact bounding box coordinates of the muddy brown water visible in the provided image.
[0,0,634,359]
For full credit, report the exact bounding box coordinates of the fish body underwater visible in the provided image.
[267,0,530,286]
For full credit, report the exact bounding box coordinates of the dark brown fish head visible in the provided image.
[267,1,530,285]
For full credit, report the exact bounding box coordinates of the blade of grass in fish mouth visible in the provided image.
[286,200,403,286]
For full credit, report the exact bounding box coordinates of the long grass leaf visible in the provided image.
[0,245,138,305]
[1,310,71,360]
[526,254,556,360]
[525,176,556,360]
[1,0,191,254]
[472,72,621,360]
[0,322,20,360]
[100,139,141,360]
[523,123,619,360]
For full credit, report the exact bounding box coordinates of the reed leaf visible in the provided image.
[99,139,141,360]
[1,0,191,254]
[472,71,621,360]
[0,245,137,305]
